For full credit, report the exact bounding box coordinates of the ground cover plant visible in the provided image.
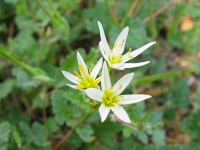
[0,0,200,150]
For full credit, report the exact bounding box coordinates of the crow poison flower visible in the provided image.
[62,52,102,89]
[85,62,151,123]
[98,21,156,70]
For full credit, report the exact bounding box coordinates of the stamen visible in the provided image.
[120,39,124,48]
[110,49,113,52]
[119,84,122,90]
[128,48,132,52]
[104,90,106,94]
[74,71,82,79]
[119,54,123,58]
[129,56,133,60]
[79,64,86,75]
[76,85,85,89]
[89,67,93,73]
[109,87,113,90]
[83,81,89,85]
[117,103,121,107]
[94,77,101,84]
[113,43,116,48]
[119,95,124,99]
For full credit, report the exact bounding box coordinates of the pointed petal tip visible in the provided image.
[152,41,156,44]
[148,95,152,98]
[77,51,80,55]
[124,26,129,31]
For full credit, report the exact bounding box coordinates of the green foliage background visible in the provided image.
[0,0,200,149]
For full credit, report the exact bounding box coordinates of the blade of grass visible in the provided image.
[134,67,193,84]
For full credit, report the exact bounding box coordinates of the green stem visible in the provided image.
[104,0,118,25]
[53,111,94,149]
[0,49,38,75]
[121,0,134,26]
[35,0,58,26]
[148,0,157,38]
[140,108,152,123]
[134,67,193,84]
[47,0,62,20]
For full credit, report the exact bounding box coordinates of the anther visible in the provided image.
[128,48,132,52]
[76,85,85,89]
[119,95,124,99]
[120,39,124,47]
[74,71,82,79]
[110,49,113,52]
[117,103,121,107]
[119,54,123,58]
[119,84,122,90]
[89,67,93,73]
[129,56,133,59]
[113,43,116,48]
[94,77,101,84]
[79,64,85,75]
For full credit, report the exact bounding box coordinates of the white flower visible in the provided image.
[98,21,156,70]
[62,52,103,89]
[85,62,151,123]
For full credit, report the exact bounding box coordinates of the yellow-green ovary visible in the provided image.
[108,55,122,64]
[102,90,119,107]
[79,76,99,89]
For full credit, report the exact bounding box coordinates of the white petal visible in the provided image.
[124,61,150,68]
[111,106,131,123]
[110,63,125,70]
[114,27,129,54]
[122,41,156,63]
[77,52,89,76]
[113,73,134,95]
[101,62,112,91]
[130,41,156,58]
[90,57,103,78]
[85,88,103,102]
[62,71,80,84]
[67,84,78,89]
[119,94,152,105]
[98,21,110,55]
[99,104,110,122]
[99,41,109,61]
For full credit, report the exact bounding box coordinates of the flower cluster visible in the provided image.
[62,21,156,123]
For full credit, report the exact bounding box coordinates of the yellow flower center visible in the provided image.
[108,54,123,64]
[102,89,119,107]
[74,66,101,89]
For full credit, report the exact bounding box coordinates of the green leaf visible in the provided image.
[0,122,11,142]
[46,118,59,134]
[0,79,15,101]
[167,78,190,109]
[182,110,200,140]
[63,91,90,112]
[12,128,22,148]
[76,124,93,142]
[122,127,133,138]
[51,90,81,126]
[12,67,39,90]
[4,0,18,5]
[0,122,11,150]
[19,122,50,147]
[32,94,49,109]
[93,121,122,148]
[133,131,148,144]
[151,56,166,74]
[152,129,165,146]
[146,110,163,124]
